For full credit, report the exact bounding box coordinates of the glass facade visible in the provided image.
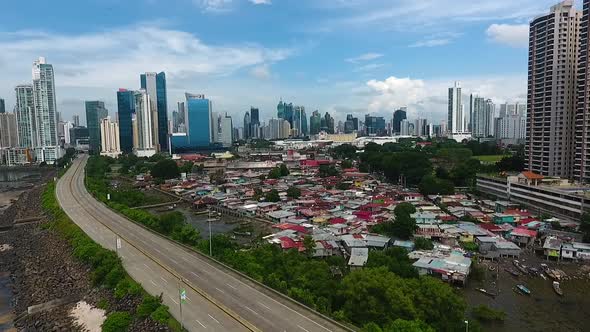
[85,101,108,154]
[171,94,211,151]
[117,89,135,153]
[140,72,168,151]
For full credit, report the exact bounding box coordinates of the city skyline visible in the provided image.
[0,0,566,124]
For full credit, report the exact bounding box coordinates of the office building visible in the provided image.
[448,81,465,134]
[211,112,220,143]
[393,108,407,134]
[414,118,428,137]
[526,1,580,178]
[310,111,322,135]
[85,101,108,154]
[321,112,335,134]
[277,100,294,126]
[100,116,121,158]
[116,89,135,154]
[133,90,157,157]
[365,115,386,136]
[0,113,18,148]
[72,114,80,127]
[62,121,74,145]
[400,119,410,136]
[170,93,212,151]
[220,114,233,147]
[32,57,61,163]
[0,98,5,114]
[293,106,307,137]
[140,72,168,151]
[243,111,251,139]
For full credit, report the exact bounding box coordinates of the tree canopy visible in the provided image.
[151,159,180,180]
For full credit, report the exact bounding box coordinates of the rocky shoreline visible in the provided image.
[0,182,170,331]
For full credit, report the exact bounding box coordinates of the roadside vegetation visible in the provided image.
[42,181,181,331]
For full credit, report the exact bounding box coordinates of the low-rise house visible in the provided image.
[340,234,367,254]
[493,213,515,225]
[348,248,369,268]
[508,228,538,247]
[477,236,521,258]
[392,240,415,251]
[573,242,590,260]
[411,212,438,224]
[543,236,562,260]
[267,210,296,223]
[364,234,391,249]
[413,251,471,286]
[561,243,577,260]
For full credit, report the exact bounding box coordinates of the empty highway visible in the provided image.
[56,155,350,332]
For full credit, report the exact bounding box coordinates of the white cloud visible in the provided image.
[345,52,383,63]
[249,0,271,4]
[409,38,451,48]
[364,74,526,121]
[0,24,291,120]
[196,0,233,13]
[486,24,529,48]
[354,63,385,72]
[250,64,271,79]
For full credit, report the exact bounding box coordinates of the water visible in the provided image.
[464,261,590,331]
[148,207,240,236]
[0,272,14,331]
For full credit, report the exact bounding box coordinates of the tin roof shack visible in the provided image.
[348,248,369,269]
[476,236,521,259]
[543,236,563,260]
[393,240,415,252]
[411,212,438,224]
[573,242,590,260]
[508,228,538,247]
[267,210,296,223]
[340,234,367,254]
[492,213,516,225]
[413,252,471,286]
[364,234,391,249]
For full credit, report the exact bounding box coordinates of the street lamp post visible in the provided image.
[465,320,469,332]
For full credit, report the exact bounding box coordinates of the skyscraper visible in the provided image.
[365,115,386,136]
[576,0,590,182]
[310,110,322,135]
[0,98,5,114]
[85,101,108,154]
[117,89,135,153]
[100,116,121,158]
[471,96,495,138]
[14,85,35,148]
[393,108,407,134]
[243,111,251,139]
[140,72,168,151]
[220,114,233,147]
[32,57,60,163]
[293,106,307,137]
[448,81,464,134]
[72,114,80,127]
[170,93,212,151]
[133,90,156,157]
[0,113,18,148]
[527,0,580,177]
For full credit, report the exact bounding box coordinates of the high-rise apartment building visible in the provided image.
[0,98,5,114]
[133,90,157,157]
[100,116,121,158]
[220,114,233,147]
[14,85,35,148]
[62,121,74,145]
[32,57,61,163]
[310,111,322,135]
[448,81,465,134]
[293,106,307,137]
[72,114,80,127]
[243,111,251,139]
[472,96,495,138]
[575,0,590,181]
[414,118,428,137]
[85,101,108,154]
[526,0,580,177]
[140,72,168,151]
[0,113,18,148]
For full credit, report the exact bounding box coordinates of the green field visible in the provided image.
[473,155,509,163]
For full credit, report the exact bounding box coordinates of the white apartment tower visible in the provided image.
[100,116,121,158]
[32,57,61,163]
[133,90,157,157]
[448,81,465,134]
[526,1,581,178]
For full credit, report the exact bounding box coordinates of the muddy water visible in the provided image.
[464,259,590,332]
[0,272,14,331]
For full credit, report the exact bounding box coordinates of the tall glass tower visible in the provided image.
[85,101,108,154]
[117,89,135,153]
[140,72,168,151]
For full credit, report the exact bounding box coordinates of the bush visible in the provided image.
[137,295,161,318]
[102,311,132,332]
[462,242,479,252]
[150,304,172,324]
[472,305,506,322]
[414,237,434,250]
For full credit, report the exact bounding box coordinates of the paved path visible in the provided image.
[56,155,350,332]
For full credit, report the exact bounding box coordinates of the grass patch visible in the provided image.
[473,155,509,164]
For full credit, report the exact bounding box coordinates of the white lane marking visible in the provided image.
[143,263,153,272]
[154,248,163,254]
[245,306,259,315]
[185,295,192,302]
[214,287,225,294]
[298,325,310,332]
[150,280,158,287]
[226,283,237,290]
[169,295,178,305]
[182,256,191,262]
[170,258,179,264]
[259,302,272,311]
[208,314,219,324]
[190,271,201,278]
[195,320,206,329]
[160,277,168,284]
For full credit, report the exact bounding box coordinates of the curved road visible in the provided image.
[56,155,350,332]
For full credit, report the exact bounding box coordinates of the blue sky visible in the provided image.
[0,0,576,125]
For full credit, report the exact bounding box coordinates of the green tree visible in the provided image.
[179,161,194,174]
[366,248,418,278]
[287,186,302,199]
[332,144,358,160]
[394,203,417,217]
[102,311,132,332]
[341,159,353,169]
[472,305,506,322]
[265,189,280,202]
[303,235,315,257]
[268,167,282,179]
[151,159,180,180]
[392,214,417,240]
[280,164,290,176]
[386,319,435,332]
[413,237,434,250]
[418,175,454,195]
[319,164,340,177]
